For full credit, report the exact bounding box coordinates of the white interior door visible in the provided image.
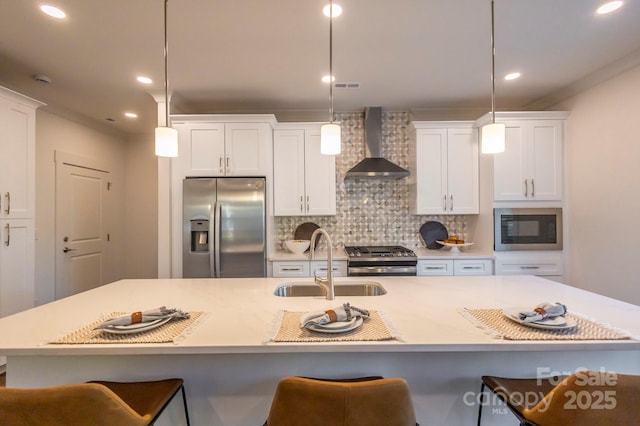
[55,162,110,299]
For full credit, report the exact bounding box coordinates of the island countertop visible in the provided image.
[1,275,638,356]
[2,275,639,426]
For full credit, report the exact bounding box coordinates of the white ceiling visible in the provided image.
[1,0,640,137]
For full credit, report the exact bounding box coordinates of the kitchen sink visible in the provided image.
[273,281,387,297]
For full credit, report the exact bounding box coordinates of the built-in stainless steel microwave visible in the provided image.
[494,208,563,251]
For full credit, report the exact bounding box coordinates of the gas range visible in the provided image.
[344,246,417,276]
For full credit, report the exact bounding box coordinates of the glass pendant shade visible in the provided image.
[155,126,178,157]
[481,122,506,154]
[320,123,341,155]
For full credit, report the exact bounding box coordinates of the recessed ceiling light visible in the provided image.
[40,4,66,19]
[321,75,336,83]
[323,4,342,17]
[504,72,521,81]
[124,112,138,118]
[596,1,623,14]
[137,76,153,84]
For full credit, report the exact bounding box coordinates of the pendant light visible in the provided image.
[481,0,505,154]
[320,0,341,155]
[155,0,178,157]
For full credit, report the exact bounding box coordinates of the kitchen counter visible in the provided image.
[413,246,494,259]
[270,247,493,261]
[268,248,349,261]
[1,276,638,425]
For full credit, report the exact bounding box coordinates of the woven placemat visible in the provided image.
[50,312,205,344]
[271,310,395,342]
[461,308,632,341]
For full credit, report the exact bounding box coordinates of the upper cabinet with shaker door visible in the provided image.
[476,112,569,202]
[172,115,275,177]
[408,122,479,215]
[273,126,336,216]
[0,87,43,220]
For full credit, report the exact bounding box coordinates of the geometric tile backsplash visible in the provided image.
[274,111,468,250]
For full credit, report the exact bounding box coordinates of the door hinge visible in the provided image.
[107,233,110,242]
[107,182,112,191]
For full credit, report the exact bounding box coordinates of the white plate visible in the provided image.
[502,307,577,330]
[306,317,363,334]
[101,317,172,335]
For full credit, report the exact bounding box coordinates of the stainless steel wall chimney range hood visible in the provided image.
[344,107,410,180]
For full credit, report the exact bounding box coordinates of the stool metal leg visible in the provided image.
[477,381,486,426]
[180,385,191,426]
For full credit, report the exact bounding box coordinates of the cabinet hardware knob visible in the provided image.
[443,195,447,211]
[63,247,77,253]
[4,223,9,246]
[450,194,453,211]
[4,192,9,215]
[219,157,224,174]
[524,179,528,197]
[520,266,540,270]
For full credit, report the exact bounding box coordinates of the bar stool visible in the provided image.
[264,376,418,426]
[0,378,189,426]
[478,371,640,425]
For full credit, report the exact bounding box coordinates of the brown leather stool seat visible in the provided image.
[478,371,640,426]
[0,378,189,426]
[265,376,418,426]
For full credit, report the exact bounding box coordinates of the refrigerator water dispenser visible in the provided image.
[190,220,209,252]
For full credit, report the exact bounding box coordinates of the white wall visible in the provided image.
[35,110,126,305]
[555,65,640,305]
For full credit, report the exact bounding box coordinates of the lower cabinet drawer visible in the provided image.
[495,253,563,276]
[453,259,493,276]
[310,260,347,277]
[272,261,310,278]
[417,260,454,276]
[495,261,563,276]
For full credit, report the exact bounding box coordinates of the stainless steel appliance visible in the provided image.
[183,177,266,278]
[494,208,562,251]
[344,246,417,276]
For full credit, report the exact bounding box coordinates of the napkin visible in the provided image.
[518,302,567,323]
[94,306,190,329]
[300,303,369,328]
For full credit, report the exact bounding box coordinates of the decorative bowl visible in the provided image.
[284,239,311,254]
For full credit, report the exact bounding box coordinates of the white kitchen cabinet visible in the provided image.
[476,112,568,202]
[0,86,41,319]
[417,258,492,276]
[417,259,454,276]
[272,260,347,278]
[453,259,493,276]
[0,219,35,317]
[409,122,479,214]
[494,252,564,282]
[0,88,41,220]
[310,260,347,277]
[272,261,310,278]
[173,120,272,177]
[273,127,336,216]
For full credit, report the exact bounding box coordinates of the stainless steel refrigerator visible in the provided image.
[183,177,266,278]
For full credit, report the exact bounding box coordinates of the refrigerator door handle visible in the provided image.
[214,201,222,278]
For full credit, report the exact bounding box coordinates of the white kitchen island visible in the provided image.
[1,276,639,426]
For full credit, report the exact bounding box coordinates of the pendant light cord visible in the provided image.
[164,0,170,127]
[490,0,496,124]
[328,0,334,124]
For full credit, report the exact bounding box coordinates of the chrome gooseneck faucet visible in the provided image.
[309,228,335,300]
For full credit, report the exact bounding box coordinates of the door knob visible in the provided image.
[63,247,77,253]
